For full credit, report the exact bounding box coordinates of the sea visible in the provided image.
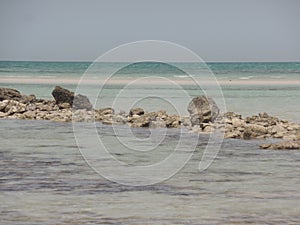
[0,61,300,224]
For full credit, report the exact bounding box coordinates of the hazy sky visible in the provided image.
[0,0,299,62]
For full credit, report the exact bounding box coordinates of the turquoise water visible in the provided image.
[1,61,300,79]
[1,61,300,121]
[1,61,300,224]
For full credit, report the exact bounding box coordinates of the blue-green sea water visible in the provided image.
[0,61,300,224]
[1,61,300,121]
[1,61,300,80]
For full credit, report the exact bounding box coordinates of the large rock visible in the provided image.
[0,87,22,101]
[187,96,219,126]
[73,94,93,110]
[52,86,74,105]
[0,87,37,104]
[52,86,92,110]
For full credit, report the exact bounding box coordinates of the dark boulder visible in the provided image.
[51,86,74,105]
[0,87,22,101]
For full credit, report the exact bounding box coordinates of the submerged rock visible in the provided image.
[73,94,93,110]
[260,141,300,150]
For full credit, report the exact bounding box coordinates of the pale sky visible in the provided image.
[0,0,299,62]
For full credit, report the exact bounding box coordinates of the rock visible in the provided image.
[26,103,37,111]
[112,114,127,124]
[0,87,36,104]
[0,100,9,111]
[283,135,297,141]
[295,131,300,140]
[129,108,144,116]
[58,102,71,109]
[157,110,167,118]
[94,108,115,121]
[188,96,219,126]
[224,112,242,120]
[150,118,166,128]
[20,94,36,104]
[4,100,26,115]
[52,86,74,105]
[102,119,115,125]
[245,113,279,126]
[260,141,300,150]
[131,114,140,119]
[181,116,191,127]
[0,111,7,118]
[48,109,72,123]
[72,109,93,122]
[231,117,245,128]
[243,124,268,139]
[0,87,22,101]
[274,132,284,138]
[269,124,284,135]
[203,125,214,133]
[51,86,92,110]
[129,113,154,127]
[22,110,36,120]
[96,108,115,115]
[224,131,242,139]
[73,94,93,110]
[164,115,181,128]
[260,143,272,149]
[191,125,201,133]
[35,102,54,111]
[287,123,300,131]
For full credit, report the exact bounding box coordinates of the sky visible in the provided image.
[0,0,299,62]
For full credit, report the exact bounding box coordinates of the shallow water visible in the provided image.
[1,119,299,224]
[1,61,300,224]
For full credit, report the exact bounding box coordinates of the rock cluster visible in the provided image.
[0,87,182,127]
[0,87,36,104]
[260,141,300,150]
[52,86,93,110]
[222,112,300,141]
[1,86,299,150]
